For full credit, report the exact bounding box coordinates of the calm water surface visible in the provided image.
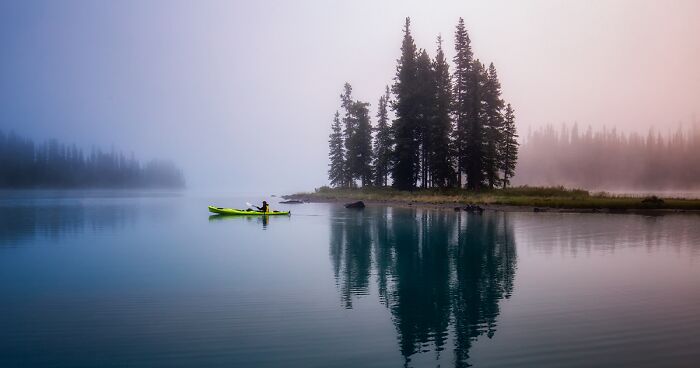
[1,191,699,367]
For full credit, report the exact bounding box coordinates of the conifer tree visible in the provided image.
[373,86,393,186]
[430,34,454,187]
[391,17,420,190]
[463,60,487,189]
[339,82,374,187]
[452,18,473,188]
[483,62,505,188]
[500,103,518,188]
[329,18,521,191]
[351,99,374,186]
[416,49,435,188]
[328,111,346,187]
[340,83,355,186]
[456,59,486,189]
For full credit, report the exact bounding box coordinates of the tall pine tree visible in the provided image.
[452,18,473,188]
[483,62,505,188]
[416,49,435,188]
[499,103,518,188]
[373,86,393,186]
[328,111,346,187]
[391,17,420,190]
[351,99,374,186]
[340,83,355,186]
[463,60,487,190]
[340,82,374,187]
[430,34,454,187]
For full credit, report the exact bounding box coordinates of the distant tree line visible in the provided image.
[0,130,185,189]
[513,123,700,190]
[329,17,518,190]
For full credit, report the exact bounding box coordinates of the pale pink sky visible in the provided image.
[340,0,700,134]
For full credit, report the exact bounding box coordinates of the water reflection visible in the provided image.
[330,207,517,367]
[0,204,137,246]
[208,214,274,229]
[513,213,700,256]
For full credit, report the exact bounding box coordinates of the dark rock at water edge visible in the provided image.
[463,204,484,213]
[345,201,365,209]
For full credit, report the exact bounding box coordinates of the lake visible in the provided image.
[1,191,699,367]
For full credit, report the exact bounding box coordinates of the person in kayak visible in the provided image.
[255,201,270,213]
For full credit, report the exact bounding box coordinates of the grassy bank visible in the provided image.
[286,186,700,211]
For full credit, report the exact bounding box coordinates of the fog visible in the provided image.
[1,0,698,193]
[513,123,700,191]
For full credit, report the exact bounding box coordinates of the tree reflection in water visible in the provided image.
[0,204,137,246]
[329,206,517,367]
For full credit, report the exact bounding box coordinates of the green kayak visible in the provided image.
[208,206,290,216]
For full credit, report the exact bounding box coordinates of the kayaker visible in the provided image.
[255,201,270,213]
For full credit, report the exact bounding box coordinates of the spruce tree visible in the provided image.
[339,82,374,187]
[373,86,393,186]
[340,83,355,186]
[483,62,505,188]
[452,18,473,188]
[430,34,454,187]
[464,60,487,190]
[328,111,346,187]
[500,103,518,188]
[415,49,435,188]
[351,99,374,186]
[391,17,420,190]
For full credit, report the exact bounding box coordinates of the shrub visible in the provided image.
[641,196,665,208]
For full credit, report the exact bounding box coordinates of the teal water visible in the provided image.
[1,191,699,367]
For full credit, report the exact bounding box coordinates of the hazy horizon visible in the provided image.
[1,0,699,193]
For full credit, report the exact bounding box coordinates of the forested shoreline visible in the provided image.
[329,18,518,191]
[0,130,185,189]
[514,123,700,190]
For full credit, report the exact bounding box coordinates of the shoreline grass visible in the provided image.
[286,186,700,211]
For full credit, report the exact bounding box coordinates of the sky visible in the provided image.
[1,0,699,193]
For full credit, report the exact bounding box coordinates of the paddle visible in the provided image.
[247,201,267,212]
